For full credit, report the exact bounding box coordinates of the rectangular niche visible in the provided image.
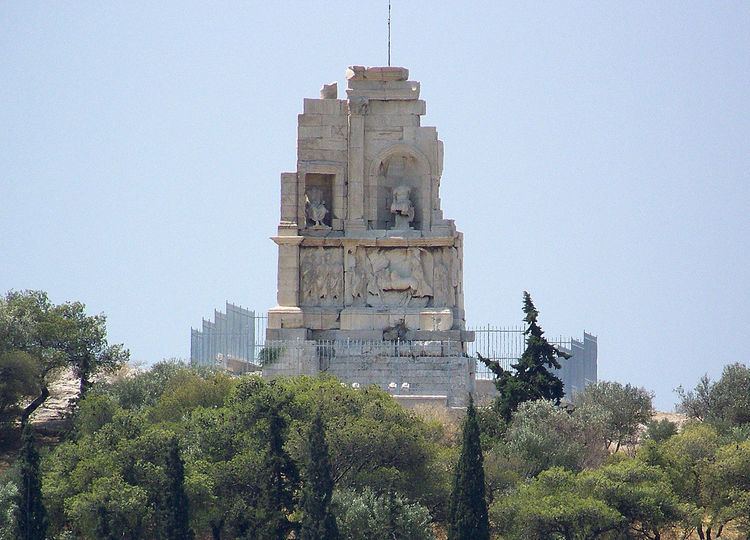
[304,173,334,228]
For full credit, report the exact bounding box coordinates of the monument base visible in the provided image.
[261,339,476,408]
[268,305,457,333]
[340,307,454,331]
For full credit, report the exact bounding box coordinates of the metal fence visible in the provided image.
[192,309,578,381]
[468,325,572,380]
[190,306,268,367]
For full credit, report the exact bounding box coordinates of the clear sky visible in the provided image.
[2,2,748,410]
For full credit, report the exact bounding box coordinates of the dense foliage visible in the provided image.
[0,479,19,540]
[502,399,609,477]
[26,364,447,539]
[2,291,750,539]
[0,354,747,539]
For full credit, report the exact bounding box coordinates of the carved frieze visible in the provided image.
[342,246,459,309]
[299,247,344,306]
[431,247,459,308]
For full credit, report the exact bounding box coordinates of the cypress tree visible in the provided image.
[254,406,299,540]
[448,395,489,540]
[480,291,569,421]
[162,436,193,540]
[299,411,339,540]
[16,426,47,540]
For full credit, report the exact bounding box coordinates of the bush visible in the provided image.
[74,394,120,437]
[644,418,678,442]
[332,487,433,540]
[505,400,608,477]
[0,477,19,540]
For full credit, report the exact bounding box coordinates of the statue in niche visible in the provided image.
[305,187,329,228]
[390,185,415,230]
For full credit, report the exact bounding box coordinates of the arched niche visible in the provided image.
[366,144,433,231]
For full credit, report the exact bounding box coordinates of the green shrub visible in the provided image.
[332,487,433,540]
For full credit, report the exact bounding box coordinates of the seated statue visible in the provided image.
[390,185,415,230]
[305,187,328,227]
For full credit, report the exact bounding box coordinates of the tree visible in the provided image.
[0,351,39,417]
[579,459,685,539]
[73,393,119,437]
[448,395,489,540]
[677,363,750,428]
[640,423,733,540]
[0,290,128,425]
[299,411,339,540]
[574,380,654,451]
[64,476,150,540]
[490,467,622,540]
[257,376,446,513]
[16,427,48,540]
[161,437,193,540]
[103,360,188,410]
[42,371,447,539]
[706,440,750,538]
[480,292,569,422]
[675,375,713,421]
[253,405,299,540]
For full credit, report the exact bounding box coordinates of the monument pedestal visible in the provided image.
[339,307,453,331]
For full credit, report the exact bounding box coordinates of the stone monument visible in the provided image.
[265,66,475,406]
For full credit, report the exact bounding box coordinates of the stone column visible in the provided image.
[346,99,367,233]
[279,172,298,225]
[273,236,303,307]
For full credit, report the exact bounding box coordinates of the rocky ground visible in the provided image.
[29,367,80,434]
[652,410,689,427]
[0,368,80,474]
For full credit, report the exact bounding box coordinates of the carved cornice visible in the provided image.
[297,236,457,248]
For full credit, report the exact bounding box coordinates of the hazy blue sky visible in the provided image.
[2,2,748,409]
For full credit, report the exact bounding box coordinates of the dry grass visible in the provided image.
[412,403,462,447]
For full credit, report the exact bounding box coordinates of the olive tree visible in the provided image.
[574,380,654,451]
[0,290,128,426]
[676,363,750,428]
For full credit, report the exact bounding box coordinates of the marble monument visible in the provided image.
[265,66,475,406]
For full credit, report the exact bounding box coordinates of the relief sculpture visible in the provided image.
[431,247,459,308]
[346,247,434,307]
[300,247,343,306]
